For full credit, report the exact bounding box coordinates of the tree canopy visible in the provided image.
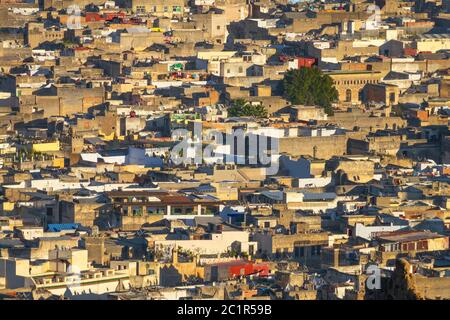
[283,67,338,115]
[228,99,268,118]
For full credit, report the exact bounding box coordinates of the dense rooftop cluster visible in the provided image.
[0,0,449,300]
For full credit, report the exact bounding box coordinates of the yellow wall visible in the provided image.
[0,146,16,155]
[52,157,65,168]
[32,141,60,152]
[99,132,115,141]
[416,38,450,53]
[1,202,15,211]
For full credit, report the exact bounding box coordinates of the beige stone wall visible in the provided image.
[386,259,450,300]
[292,11,369,34]
[84,237,106,265]
[427,237,449,251]
[441,78,450,98]
[335,160,374,183]
[121,215,164,231]
[318,114,406,131]
[414,276,450,299]
[328,71,383,103]
[216,1,249,23]
[279,135,348,159]
[131,0,185,17]
[272,232,329,254]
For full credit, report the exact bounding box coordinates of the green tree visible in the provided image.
[283,67,338,115]
[228,99,268,118]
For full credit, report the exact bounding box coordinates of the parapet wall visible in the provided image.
[279,135,348,159]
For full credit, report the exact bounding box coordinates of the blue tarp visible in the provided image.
[47,223,80,232]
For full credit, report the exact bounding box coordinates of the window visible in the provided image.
[136,5,146,14]
[345,89,352,102]
[312,245,321,256]
[238,66,243,73]
[299,247,304,257]
[173,207,183,215]
[164,6,168,12]
[203,206,217,215]
[417,241,428,250]
[264,221,271,228]
[132,206,142,216]
[389,93,396,104]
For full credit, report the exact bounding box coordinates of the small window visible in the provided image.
[389,93,396,104]
[299,247,304,257]
[136,5,146,14]
[345,89,352,102]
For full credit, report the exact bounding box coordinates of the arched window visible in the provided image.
[345,89,352,102]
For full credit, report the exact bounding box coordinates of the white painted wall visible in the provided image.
[354,223,405,240]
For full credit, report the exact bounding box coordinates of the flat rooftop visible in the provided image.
[377,230,446,243]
